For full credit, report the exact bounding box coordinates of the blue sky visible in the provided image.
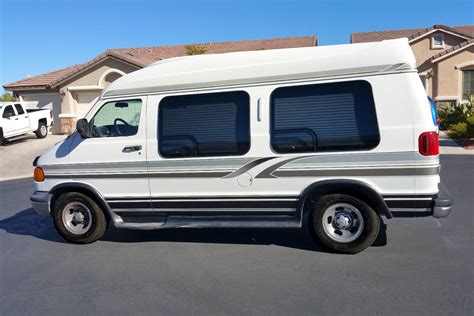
[1,0,473,91]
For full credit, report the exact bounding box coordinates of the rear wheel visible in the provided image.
[35,122,47,138]
[309,194,380,254]
[53,192,107,244]
[0,128,4,146]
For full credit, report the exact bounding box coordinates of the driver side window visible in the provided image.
[91,99,142,138]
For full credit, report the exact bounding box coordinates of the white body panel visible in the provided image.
[32,39,443,223]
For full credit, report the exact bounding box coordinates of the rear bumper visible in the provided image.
[386,183,454,218]
[432,184,454,218]
[30,191,51,216]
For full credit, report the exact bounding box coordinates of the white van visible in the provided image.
[30,38,453,253]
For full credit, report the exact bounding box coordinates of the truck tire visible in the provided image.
[35,121,48,138]
[53,192,107,244]
[309,194,380,254]
[0,128,4,146]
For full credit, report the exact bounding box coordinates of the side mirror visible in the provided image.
[76,118,91,138]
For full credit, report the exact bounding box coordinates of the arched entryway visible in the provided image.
[71,69,126,118]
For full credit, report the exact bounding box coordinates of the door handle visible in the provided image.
[123,145,142,153]
[15,118,19,120]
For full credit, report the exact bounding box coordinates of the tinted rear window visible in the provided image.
[271,80,379,153]
[159,91,250,158]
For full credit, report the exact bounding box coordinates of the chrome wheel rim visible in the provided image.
[40,125,47,136]
[62,202,92,235]
[322,203,364,243]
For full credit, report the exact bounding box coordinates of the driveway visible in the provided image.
[0,134,66,181]
[0,155,472,315]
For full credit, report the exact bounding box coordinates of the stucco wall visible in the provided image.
[409,31,469,100]
[411,31,466,71]
[56,57,140,134]
[435,45,474,100]
[59,58,139,115]
[60,58,139,89]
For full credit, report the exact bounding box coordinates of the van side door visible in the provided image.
[146,91,267,213]
[66,97,150,212]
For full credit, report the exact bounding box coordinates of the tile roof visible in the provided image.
[4,36,317,90]
[430,38,474,62]
[351,24,474,43]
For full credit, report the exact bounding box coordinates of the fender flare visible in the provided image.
[298,179,392,219]
[49,182,121,223]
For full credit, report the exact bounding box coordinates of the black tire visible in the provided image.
[309,194,380,254]
[53,192,107,244]
[0,128,4,146]
[35,121,48,138]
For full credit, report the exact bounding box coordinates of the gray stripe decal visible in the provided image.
[43,161,147,170]
[45,166,439,179]
[103,64,414,98]
[223,157,276,178]
[46,171,231,179]
[147,157,253,170]
[106,196,300,201]
[381,63,405,72]
[255,156,310,178]
[271,166,440,178]
[283,151,417,167]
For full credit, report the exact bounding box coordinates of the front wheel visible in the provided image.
[35,122,48,138]
[309,194,380,254]
[53,192,107,244]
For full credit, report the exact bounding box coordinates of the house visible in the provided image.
[3,36,317,134]
[351,24,474,106]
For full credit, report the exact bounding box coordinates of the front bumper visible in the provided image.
[432,184,454,218]
[30,191,52,216]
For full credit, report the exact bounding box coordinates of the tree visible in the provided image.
[185,45,207,55]
[0,92,16,102]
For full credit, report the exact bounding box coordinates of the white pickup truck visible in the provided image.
[0,102,54,145]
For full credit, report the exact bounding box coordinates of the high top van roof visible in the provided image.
[102,38,416,98]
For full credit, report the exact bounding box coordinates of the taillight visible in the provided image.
[34,167,45,182]
[418,131,439,156]
[50,110,53,119]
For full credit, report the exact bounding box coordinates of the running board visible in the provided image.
[5,133,29,142]
[111,211,302,230]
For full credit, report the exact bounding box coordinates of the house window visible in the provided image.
[463,70,474,99]
[431,34,444,49]
[159,91,250,158]
[270,80,380,153]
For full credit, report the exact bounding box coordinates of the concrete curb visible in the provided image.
[439,131,474,155]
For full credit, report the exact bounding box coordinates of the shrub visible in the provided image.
[448,122,468,139]
[438,109,465,130]
[185,45,207,55]
[467,116,474,138]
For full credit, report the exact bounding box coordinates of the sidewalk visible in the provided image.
[439,131,474,155]
[0,134,67,181]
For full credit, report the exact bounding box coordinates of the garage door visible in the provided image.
[75,92,100,118]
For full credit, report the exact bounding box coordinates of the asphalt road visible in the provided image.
[0,155,473,315]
